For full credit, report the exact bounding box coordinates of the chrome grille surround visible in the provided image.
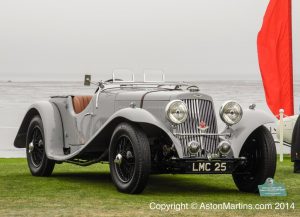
[175,99,219,157]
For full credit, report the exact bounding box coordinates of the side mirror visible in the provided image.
[84,74,91,86]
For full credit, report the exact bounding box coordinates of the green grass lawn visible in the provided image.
[0,156,299,217]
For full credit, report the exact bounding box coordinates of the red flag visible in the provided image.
[257,0,294,116]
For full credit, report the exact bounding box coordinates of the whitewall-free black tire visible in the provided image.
[26,116,55,176]
[232,126,276,193]
[109,123,151,194]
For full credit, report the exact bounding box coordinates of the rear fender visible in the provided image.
[14,101,64,159]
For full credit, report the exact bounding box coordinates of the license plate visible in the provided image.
[191,161,228,173]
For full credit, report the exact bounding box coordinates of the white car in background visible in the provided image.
[277,115,299,145]
[278,114,300,173]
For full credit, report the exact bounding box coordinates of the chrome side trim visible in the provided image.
[96,90,100,109]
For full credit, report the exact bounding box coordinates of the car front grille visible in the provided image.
[175,99,219,157]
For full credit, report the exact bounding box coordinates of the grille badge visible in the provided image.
[197,121,209,131]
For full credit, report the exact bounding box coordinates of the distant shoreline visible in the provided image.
[1,80,300,83]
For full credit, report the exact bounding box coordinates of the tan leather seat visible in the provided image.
[72,96,93,114]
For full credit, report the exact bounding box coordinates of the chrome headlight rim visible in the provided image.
[219,100,243,126]
[165,100,188,125]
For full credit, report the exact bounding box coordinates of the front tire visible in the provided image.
[26,116,55,176]
[109,123,151,194]
[232,126,276,193]
[294,161,300,173]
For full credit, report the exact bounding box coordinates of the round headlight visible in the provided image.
[165,100,188,124]
[219,101,243,126]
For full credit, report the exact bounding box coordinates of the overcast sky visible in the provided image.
[0,0,299,81]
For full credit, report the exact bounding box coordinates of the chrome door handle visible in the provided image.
[84,113,94,117]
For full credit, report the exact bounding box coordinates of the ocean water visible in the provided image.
[0,80,299,158]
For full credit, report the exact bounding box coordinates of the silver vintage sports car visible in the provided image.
[14,73,277,194]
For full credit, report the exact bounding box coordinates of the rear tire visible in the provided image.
[232,126,276,193]
[26,116,55,176]
[294,161,300,173]
[109,123,151,194]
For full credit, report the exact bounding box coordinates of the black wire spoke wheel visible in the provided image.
[237,137,262,182]
[29,126,45,167]
[109,123,151,194]
[232,126,276,193]
[26,115,55,177]
[114,136,135,183]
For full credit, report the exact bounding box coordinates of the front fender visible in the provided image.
[221,109,275,158]
[87,107,183,157]
[14,101,64,159]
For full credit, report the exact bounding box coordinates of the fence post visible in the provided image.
[279,109,284,162]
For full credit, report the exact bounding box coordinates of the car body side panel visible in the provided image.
[92,91,117,135]
[50,97,80,149]
[51,96,96,153]
[221,109,275,158]
[15,106,182,161]
[14,101,65,159]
